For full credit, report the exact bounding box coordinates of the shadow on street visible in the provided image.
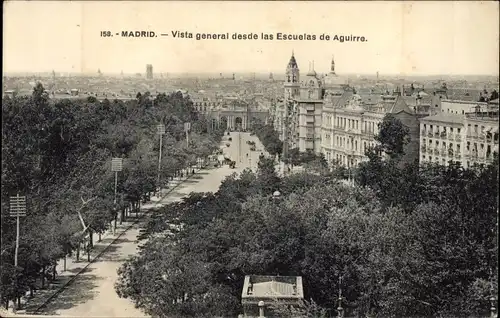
[97,238,135,262]
[25,274,100,315]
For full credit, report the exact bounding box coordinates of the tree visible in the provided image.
[374,113,410,159]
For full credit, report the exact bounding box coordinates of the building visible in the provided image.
[322,90,420,167]
[419,104,499,168]
[275,53,420,168]
[146,64,153,79]
[241,275,304,318]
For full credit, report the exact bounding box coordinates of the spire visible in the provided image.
[331,55,336,73]
[287,51,298,69]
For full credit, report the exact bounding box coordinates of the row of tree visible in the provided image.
[1,84,223,309]
[115,114,497,317]
[250,121,283,157]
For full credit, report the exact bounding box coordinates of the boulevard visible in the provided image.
[5,132,263,318]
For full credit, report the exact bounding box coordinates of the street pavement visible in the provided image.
[3,134,257,318]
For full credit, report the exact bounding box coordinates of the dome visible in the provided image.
[323,73,345,87]
[306,69,317,77]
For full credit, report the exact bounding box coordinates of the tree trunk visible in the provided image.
[52,263,56,280]
[89,229,93,248]
[5,300,8,310]
[120,207,125,224]
[41,266,46,288]
[114,214,117,233]
[64,255,67,271]
[29,286,33,298]
[76,244,80,262]
[17,296,21,310]
[98,232,102,242]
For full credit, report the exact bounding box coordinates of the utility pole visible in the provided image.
[111,158,123,235]
[156,124,165,197]
[10,193,26,311]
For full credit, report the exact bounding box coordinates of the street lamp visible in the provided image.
[157,123,165,197]
[337,275,344,318]
[111,157,123,235]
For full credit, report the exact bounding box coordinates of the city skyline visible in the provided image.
[3,1,499,76]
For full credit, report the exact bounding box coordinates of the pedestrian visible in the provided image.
[192,169,195,174]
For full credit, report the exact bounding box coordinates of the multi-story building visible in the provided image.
[276,53,421,168]
[294,63,324,152]
[322,91,420,167]
[419,103,499,168]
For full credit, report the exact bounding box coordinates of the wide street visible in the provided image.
[8,132,262,318]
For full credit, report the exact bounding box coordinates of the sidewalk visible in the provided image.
[10,166,200,316]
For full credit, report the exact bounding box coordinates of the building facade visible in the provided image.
[419,106,499,168]
[276,52,420,167]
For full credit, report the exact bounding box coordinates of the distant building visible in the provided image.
[146,64,153,79]
[419,103,499,168]
[241,275,304,318]
[4,90,17,98]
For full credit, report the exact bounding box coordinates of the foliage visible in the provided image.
[1,85,221,308]
[116,139,498,318]
[250,120,283,156]
[373,113,410,159]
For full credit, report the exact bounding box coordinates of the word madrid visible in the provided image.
[171,31,367,42]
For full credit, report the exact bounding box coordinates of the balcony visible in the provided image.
[440,132,447,139]
[421,130,426,136]
[448,149,454,157]
[427,132,434,138]
[441,149,447,157]
[434,132,440,138]
[447,134,455,141]
[469,134,478,140]
[433,149,440,156]
[455,135,462,142]
[421,146,427,153]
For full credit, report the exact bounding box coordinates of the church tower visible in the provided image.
[330,55,336,74]
[284,51,300,101]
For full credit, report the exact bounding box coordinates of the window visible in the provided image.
[457,128,461,134]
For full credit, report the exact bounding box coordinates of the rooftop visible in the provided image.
[241,275,304,300]
[420,113,465,125]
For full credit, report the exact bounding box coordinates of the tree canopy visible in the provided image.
[1,84,222,309]
[116,146,498,317]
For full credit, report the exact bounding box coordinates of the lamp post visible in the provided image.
[157,124,165,196]
[337,275,344,318]
[111,157,123,235]
[184,122,191,147]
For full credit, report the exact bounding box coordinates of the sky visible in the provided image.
[3,1,499,76]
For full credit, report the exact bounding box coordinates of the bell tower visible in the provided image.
[284,51,300,101]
